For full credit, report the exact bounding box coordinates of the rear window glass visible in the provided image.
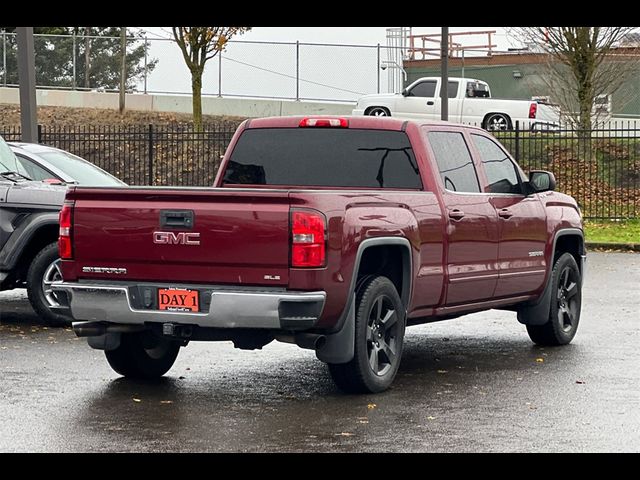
[223,128,423,189]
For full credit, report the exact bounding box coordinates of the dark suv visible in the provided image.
[1,135,68,325]
[1,135,125,325]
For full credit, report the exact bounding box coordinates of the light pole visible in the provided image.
[16,27,37,142]
[381,60,407,92]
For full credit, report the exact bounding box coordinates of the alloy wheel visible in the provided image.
[366,295,400,376]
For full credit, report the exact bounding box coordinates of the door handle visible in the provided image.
[498,208,513,219]
[427,101,435,106]
[448,209,465,221]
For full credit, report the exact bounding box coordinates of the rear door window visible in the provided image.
[15,155,55,181]
[223,128,423,190]
[447,81,459,98]
[427,131,480,193]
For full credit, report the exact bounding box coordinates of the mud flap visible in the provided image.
[517,274,552,326]
[315,298,355,364]
[87,333,121,351]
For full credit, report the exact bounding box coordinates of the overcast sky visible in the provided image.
[133,27,521,101]
[140,26,518,49]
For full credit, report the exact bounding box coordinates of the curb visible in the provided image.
[585,242,640,252]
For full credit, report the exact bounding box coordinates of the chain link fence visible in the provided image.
[1,33,406,102]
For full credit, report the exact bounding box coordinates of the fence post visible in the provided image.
[377,43,381,94]
[148,124,154,186]
[144,35,148,94]
[37,124,42,143]
[2,33,6,87]
[515,120,520,163]
[72,33,77,90]
[296,40,300,101]
[218,49,222,98]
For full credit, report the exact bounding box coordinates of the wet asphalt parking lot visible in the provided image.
[0,252,638,452]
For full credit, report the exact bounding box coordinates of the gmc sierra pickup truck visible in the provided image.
[53,116,585,393]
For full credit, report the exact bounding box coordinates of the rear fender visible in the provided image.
[315,237,412,364]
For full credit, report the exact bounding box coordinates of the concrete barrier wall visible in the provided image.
[0,87,353,118]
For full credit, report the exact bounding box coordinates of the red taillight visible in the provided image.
[291,209,326,268]
[58,202,73,260]
[299,117,348,128]
[529,103,538,119]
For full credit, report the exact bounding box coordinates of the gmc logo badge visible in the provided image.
[153,231,201,245]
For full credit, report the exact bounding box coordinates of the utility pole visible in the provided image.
[119,27,126,114]
[440,26,449,121]
[16,27,37,142]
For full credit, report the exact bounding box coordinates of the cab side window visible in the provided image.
[471,134,522,194]
[466,82,490,98]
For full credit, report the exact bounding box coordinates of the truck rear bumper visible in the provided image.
[52,282,326,331]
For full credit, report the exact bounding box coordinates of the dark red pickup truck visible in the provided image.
[53,116,585,393]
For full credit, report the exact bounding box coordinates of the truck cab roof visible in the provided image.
[244,115,487,132]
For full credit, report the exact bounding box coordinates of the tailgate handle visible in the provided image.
[160,210,194,229]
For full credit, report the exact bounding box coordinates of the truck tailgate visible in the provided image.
[66,187,291,286]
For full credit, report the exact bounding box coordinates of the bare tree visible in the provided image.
[510,27,638,130]
[172,27,251,131]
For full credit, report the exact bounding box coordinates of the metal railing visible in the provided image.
[1,121,638,220]
[408,30,497,60]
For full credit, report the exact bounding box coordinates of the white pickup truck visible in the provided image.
[352,77,560,131]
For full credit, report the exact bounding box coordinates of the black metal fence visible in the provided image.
[493,121,640,220]
[1,123,239,187]
[1,121,639,220]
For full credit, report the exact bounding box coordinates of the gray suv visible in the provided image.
[0,136,124,326]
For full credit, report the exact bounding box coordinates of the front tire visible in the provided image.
[26,242,69,327]
[105,332,181,379]
[526,253,582,346]
[328,276,406,394]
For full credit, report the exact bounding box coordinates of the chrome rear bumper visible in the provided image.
[52,282,326,330]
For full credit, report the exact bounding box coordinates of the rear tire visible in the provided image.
[366,107,391,117]
[328,276,406,394]
[526,253,582,346]
[105,332,180,379]
[484,113,512,131]
[26,242,69,327]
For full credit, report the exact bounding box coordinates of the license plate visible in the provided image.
[158,288,199,312]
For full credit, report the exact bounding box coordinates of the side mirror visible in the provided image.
[528,170,556,193]
[401,88,408,97]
